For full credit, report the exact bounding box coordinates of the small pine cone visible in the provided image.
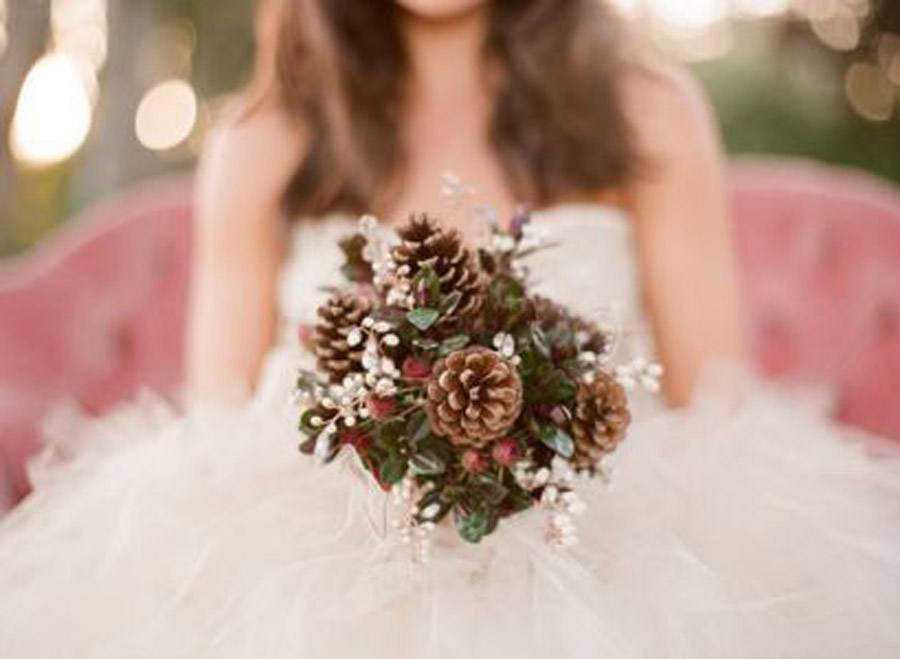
[314,292,372,383]
[529,295,565,323]
[392,214,484,328]
[529,295,608,357]
[426,347,523,448]
[571,372,630,468]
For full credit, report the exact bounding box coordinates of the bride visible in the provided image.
[2,0,898,656]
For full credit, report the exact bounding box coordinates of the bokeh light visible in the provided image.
[810,6,861,52]
[844,62,895,122]
[651,0,729,33]
[51,0,107,70]
[9,53,94,167]
[135,79,198,152]
[732,0,791,18]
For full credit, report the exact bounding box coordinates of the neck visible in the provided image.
[401,6,489,105]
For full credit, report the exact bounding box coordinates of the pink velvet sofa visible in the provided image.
[1,159,899,511]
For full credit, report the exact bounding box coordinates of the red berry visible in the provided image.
[402,356,432,380]
[492,438,521,467]
[461,449,489,474]
[367,396,396,420]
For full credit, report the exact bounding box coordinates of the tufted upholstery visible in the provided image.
[730,159,900,441]
[0,177,192,508]
[0,159,898,511]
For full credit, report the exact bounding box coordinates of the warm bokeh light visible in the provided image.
[9,53,94,167]
[51,0,108,70]
[135,79,198,152]
[608,0,878,62]
[732,0,791,18]
[651,0,729,33]
[845,62,895,122]
[810,6,861,52]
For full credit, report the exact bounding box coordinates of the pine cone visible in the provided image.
[392,214,484,329]
[571,372,630,468]
[314,292,372,383]
[529,295,608,357]
[426,347,523,448]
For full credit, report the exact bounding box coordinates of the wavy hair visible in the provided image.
[273,0,640,217]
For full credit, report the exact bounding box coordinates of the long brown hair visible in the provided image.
[273,0,640,217]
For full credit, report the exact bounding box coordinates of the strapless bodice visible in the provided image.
[276,203,654,365]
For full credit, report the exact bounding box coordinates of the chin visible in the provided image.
[395,0,486,21]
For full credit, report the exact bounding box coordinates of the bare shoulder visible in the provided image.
[196,96,307,216]
[620,62,721,158]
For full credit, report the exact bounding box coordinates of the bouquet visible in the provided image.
[295,208,660,561]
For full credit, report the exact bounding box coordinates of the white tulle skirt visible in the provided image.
[1,348,899,658]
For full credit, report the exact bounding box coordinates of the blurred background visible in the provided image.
[0,0,898,256]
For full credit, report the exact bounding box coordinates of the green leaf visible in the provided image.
[376,419,405,450]
[440,484,466,502]
[529,324,551,359]
[549,372,578,403]
[295,370,318,392]
[406,308,440,331]
[439,334,470,356]
[470,476,509,506]
[530,368,577,404]
[412,338,440,351]
[414,489,452,524]
[538,425,575,458]
[409,451,446,476]
[454,507,498,544]
[370,306,407,325]
[379,451,408,485]
[516,345,544,377]
[406,411,431,445]
[298,409,322,434]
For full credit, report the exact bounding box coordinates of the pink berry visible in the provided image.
[367,396,396,420]
[402,356,432,380]
[550,406,568,426]
[492,439,521,467]
[461,449,489,474]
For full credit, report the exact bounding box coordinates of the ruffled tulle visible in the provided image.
[1,354,899,658]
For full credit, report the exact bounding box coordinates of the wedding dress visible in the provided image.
[1,205,899,658]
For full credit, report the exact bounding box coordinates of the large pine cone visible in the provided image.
[392,214,484,329]
[426,347,523,448]
[571,371,630,468]
[529,295,608,357]
[314,292,372,383]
